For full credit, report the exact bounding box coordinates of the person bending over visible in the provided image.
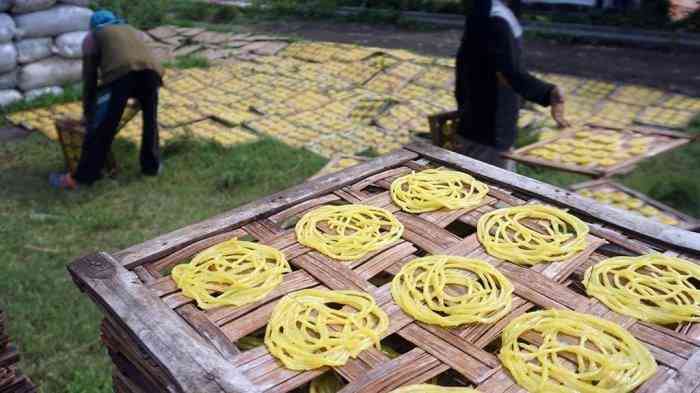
[50,10,165,189]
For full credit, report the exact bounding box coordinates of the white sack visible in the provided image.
[0,13,15,43]
[0,89,22,107]
[12,0,55,14]
[58,0,89,5]
[0,43,17,73]
[0,69,18,89]
[18,56,81,90]
[24,85,62,100]
[16,37,52,63]
[14,5,92,39]
[52,30,86,58]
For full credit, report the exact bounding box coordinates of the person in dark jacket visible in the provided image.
[455,0,570,169]
[50,10,165,189]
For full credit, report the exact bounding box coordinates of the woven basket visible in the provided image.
[428,110,460,151]
[55,105,141,176]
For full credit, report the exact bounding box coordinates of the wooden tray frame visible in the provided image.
[570,178,700,231]
[504,124,693,177]
[69,142,700,393]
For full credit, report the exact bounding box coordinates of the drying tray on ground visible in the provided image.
[505,124,693,177]
[570,179,699,230]
[69,142,700,393]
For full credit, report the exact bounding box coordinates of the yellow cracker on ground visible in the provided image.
[434,57,456,67]
[610,85,666,106]
[574,79,617,100]
[589,101,643,128]
[637,106,696,129]
[541,73,585,95]
[165,76,208,95]
[159,105,208,128]
[415,66,454,89]
[387,61,426,80]
[331,44,377,62]
[364,54,400,71]
[658,94,700,112]
[205,103,258,126]
[291,111,355,134]
[52,102,83,120]
[365,73,408,94]
[308,133,370,157]
[189,119,258,147]
[287,90,330,112]
[396,84,433,102]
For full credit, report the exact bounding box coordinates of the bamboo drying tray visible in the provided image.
[69,142,700,393]
[0,308,37,393]
[570,179,699,230]
[504,124,693,177]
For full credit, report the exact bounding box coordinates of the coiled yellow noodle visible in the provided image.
[389,385,480,393]
[172,238,290,310]
[265,289,389,370]
[295,205,404,261]
[500,309,657,393]
[391,256,513,326]
[584,254,700,324]
[477,205,589,266]
[390,168,489,213]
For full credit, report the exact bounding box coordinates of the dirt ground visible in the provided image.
[243,20,700,97]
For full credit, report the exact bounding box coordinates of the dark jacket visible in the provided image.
[455,16,554,150]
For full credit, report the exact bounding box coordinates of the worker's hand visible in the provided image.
[550,86,571,129]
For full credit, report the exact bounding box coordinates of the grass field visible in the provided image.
[0,134,325,392]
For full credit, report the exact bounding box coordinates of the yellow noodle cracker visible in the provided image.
[477,205,589,266]
[500,309,657,393]
[265,289,388,370]
[296,205,404,260]
[584,254,700,324]
[391,168,489,213]
[391,255,513,326]
[171,238,290,310]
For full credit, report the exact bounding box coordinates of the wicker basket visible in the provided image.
[55,105,141,176]
[428,110,460,151]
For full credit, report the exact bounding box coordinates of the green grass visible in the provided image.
[0,134,325,393]
[163,54,212,69]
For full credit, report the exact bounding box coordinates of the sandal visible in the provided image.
[49,173,78,190]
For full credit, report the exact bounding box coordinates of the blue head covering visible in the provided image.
[90,10,123,31]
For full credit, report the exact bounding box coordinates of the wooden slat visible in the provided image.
[405,142,700,254]
[657,350,700,393]
[398,324,496,384]
[67,252,261,393]
[114,149,419,268]
[336,348,449,393]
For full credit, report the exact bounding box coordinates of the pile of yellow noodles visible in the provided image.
[265,289,389,370]
[390,168,489,213]
[477,205,589,266]
[171,238,290,310]
[584,254,700,324]
[500,309,657,393]
[391,255,513,326]
[389,385,480,393]
[295,204,404,260]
